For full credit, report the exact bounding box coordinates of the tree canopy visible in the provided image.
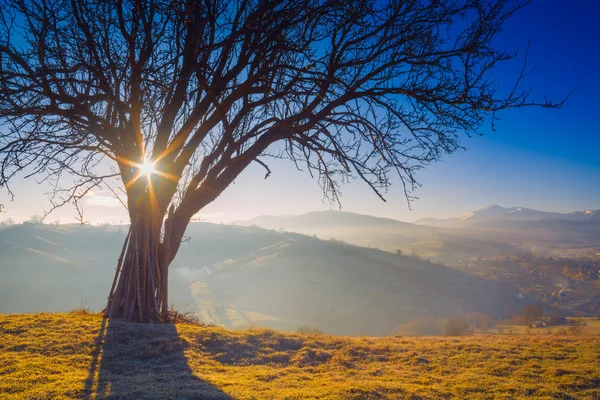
[0,0,562,321]
[0,0,559,218]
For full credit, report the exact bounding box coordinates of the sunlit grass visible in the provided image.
[1,312,599,399]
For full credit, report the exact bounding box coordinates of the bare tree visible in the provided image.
[0,0,562,322]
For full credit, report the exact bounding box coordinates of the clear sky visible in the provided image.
[1,0,598,224]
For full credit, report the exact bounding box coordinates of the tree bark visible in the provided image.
[105,196,171,323]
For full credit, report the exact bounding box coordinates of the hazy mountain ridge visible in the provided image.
[237,210,428,232]
[416,204,600,228]
[236,207,600,248]
[236,205,600,233]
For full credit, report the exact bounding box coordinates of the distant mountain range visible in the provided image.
[416,204,600,228]
[237,205,600,231]
[237,210,428,232]
[235,205,600,245]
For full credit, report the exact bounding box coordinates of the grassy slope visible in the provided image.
[1,313,599,399]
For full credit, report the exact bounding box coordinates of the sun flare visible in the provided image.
[138,159,156,178]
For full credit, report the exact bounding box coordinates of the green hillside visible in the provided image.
[1,313,599,399]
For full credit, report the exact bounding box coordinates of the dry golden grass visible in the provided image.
[492,319,600,337]
[1,312,599,399]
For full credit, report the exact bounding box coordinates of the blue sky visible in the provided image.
[1,0,598,224]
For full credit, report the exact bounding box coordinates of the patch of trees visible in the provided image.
[396,313,494,337]
[522,303,544,324]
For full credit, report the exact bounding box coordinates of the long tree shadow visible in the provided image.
[84,318,232,399]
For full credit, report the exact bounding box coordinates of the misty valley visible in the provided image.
[2,206,598,337]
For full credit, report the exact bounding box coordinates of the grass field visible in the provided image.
[1,312,599,399]
[491,318,600,336]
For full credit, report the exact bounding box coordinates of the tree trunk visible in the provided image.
[105,197,171,323]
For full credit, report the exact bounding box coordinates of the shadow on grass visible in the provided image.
[84,318,231,399]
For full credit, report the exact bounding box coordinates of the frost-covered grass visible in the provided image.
[1,312,599,399]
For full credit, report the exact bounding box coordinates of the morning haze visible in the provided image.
[1,0,599,398]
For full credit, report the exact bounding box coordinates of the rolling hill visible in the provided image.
[3,205,598,334]
[231,209,600,319]
[0,221,518,335]
[234,210,503,258]
[186,235,514,335]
